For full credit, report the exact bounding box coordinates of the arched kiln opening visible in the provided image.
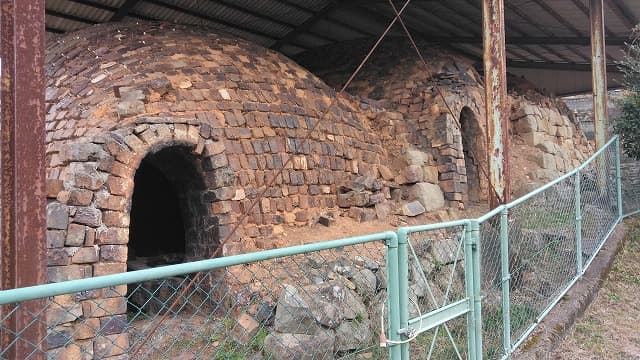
[460,107,483,203]
[127,145,212,270]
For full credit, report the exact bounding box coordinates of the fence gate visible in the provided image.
[387,220,482,360]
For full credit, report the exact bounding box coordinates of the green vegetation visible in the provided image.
[615,26,640,160]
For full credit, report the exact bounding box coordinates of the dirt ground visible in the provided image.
[553,218,640,359]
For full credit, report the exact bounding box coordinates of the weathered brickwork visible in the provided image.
[44,23,396,357]
[44,24,594,357]
[299,38,593,204]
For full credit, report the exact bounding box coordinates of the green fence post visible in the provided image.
[387,232,402,360]
[470,220,483,359]
[464,223,478,360]
[615,136,623,219]
[500,207,512,357]
[574,171,583,276]
[397,230,410,360]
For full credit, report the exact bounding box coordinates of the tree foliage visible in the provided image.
[615,26,640,160]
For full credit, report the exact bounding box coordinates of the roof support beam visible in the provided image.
[110,0,142,22]
[1,1,47,359]
[604,0,637,30]
[417,36,627,46]
[504,3,587,63]
[507,60,621,72]
[483,0,510,208]
[275,0,371,37]
[271,1,339,50]
[46,8,98,24]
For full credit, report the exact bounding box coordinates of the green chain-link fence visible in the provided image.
[1,136,639,360]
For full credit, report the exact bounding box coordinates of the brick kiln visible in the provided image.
[44,22,396,357]
[299,38,593,202]
[43,22,592,358]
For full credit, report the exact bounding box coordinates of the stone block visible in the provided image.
[93,333,128,358]
[74,207,102,227]
[100,245,127,262]
[231,312,260,346]
[106,176,131,196]
[431,238,462,264]
[93,263,126,276]
[72,246,99,264]
[403,165,424,183]
[83,297,126,318]
[68,189,94,206]
[378,164,395,181]
[117,100,144,117]
[63,143,105,162]
[48,265,92,282]
[411,182,445,211]
[47,179,64,198]
[66,224,86,246]
[48,230,66,248]
[348,207,376,222]
[273,284,319,335]
[521,132,544,147]
[535,140,558,154]
[423,166,439,184]
[335,317,373,353]
[534,152,556,171]
[96,193,127,211]
[336,191,370,208]
[70,163,106,191]
[375,203,391,220]
[47,296,83,326]
[75,317,100,340]
[102,211,129,228]
[350,269,376,299]
[99,315,128,336]
[263,331,334,360]
[513,116,537,133]
[97,227,128,245]
[47,203,69,230]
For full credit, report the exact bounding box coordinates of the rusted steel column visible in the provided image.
[482,0,510,208]
[1,0,47,358]
[590,0,608,150]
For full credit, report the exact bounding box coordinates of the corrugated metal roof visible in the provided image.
[45,0,639,95]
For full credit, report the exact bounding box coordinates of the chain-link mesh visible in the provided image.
[3,138,639,360]
[405,225,468,360]
[478,138,634,359]
[478,213,504,359]
[621,154,640,216]
[1,240,389,360]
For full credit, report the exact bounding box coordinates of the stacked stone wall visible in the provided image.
[509,98,592,182]
[299,39,594,202]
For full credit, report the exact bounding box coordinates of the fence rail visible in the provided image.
[1,135,638,359]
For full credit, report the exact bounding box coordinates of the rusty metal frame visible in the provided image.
[483,0,510,209]
[591,0,609,151]
[1,0,47,358]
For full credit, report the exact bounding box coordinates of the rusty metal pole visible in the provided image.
[483,0,510,209]
[1,0,47,358]
[590,0,608,150]
[590,0,608,193]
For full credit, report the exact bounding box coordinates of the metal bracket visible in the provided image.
[397,327,417,339]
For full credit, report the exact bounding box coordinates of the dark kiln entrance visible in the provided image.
[128,146,211,270]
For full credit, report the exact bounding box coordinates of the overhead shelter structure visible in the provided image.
[1,0,637,357]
